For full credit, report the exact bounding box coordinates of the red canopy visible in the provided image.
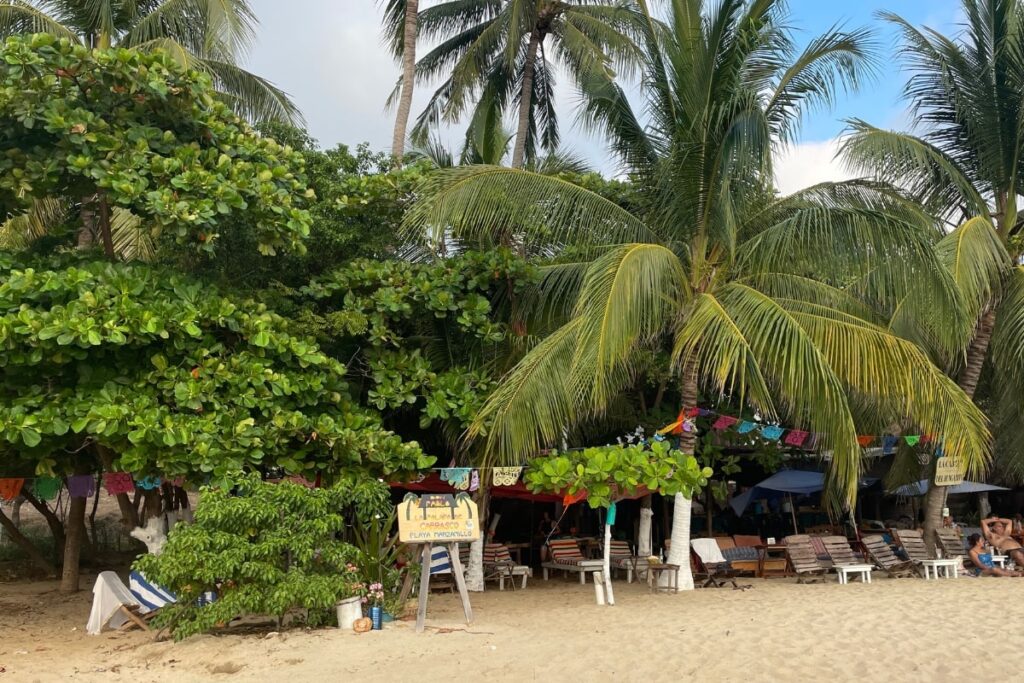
[390,473,650,504]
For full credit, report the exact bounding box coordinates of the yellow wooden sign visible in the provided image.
[934,457,965,487]
[398,493,480,543]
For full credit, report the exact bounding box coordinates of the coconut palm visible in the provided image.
[841,0,1024,549]
[406,0,991,589]
[410,0,639,167]
[380,0,419,165]
[0,0,298,123]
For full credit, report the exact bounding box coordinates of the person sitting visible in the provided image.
[981,516,1024,566]
[967,533,1021,577]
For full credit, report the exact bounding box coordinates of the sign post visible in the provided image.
[398,493,480,633]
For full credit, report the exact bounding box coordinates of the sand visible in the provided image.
[2,572,1022,682]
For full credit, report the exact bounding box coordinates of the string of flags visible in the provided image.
[0,473,190,502]
[658,406,937,453]
[423,466,525,491]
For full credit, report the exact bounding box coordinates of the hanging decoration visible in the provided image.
[737,421,758,434]
[712,415,738,431]
[857,435,874,447]
[606,501,617,526]
[31,476,62,501]
[440,468,471,491]
[784,430,809,447]
[103,472,134,495]
[136,476,162,490]
[67,474,95,499]
[491,467,523,486]
[903,435,921,447]
[563,488,587,506]
[469,469,480,492]
[760,425,784,441]
[0,478,24,501]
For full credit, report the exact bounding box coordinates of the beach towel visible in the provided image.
[87,571,140,634]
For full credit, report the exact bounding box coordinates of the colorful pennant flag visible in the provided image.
[784,430,809,447]
[882,435,899,454]
[136,476,162,490]
[103,472,134,495]
[904,435,921,446]
[469,470,480,492]
[492,467,522,486]
[712,415,738,431]
[67,474,95,499]
[563,488,587,506]
[606,501,617,526]
[761,425,784,441]
[685,407,701,418]
[31,476,62,501]
[737,421,758,434]
[857,435,874,447]
[440,468,472,491]
[0,478,24,501]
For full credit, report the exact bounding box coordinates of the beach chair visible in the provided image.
[86,570,214,635]
[935,528,965,560]
[893,529,958,579]
[862,535,918,578]
[820,536,874,584]
[783,535,828,583]
[542,538,603,584]
[604,539,641,582]
[717,537,758,576]
[483,543,531,590]
[690,538,750,589]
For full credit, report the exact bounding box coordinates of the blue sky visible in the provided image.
[245,0,964,187]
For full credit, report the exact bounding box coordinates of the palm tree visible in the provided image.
[381,0,419,165]
[841,0,1024,550]
[0,0,298,123]
[410,0,639,167]
[407,0,992,588]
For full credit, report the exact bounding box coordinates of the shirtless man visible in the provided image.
[981,515,1024,566]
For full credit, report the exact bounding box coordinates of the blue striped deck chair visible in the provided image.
[129,570,216,615]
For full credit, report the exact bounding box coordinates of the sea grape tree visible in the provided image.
[0,34,313,257]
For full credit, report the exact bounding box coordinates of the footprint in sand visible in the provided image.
[208,661,245,675]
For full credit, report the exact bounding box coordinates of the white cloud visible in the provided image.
[773,138,857,195]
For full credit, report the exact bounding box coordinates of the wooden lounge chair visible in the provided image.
[862,534,918,578]
[894,529,958,579]
[820,536,874,584]
[690,538,751,590]
[604,539,641,582]
[734,534,788,575]
[783,535,828,583]
[483,543,531,590]
[935,528,965,561]
[717,537,758,575]
[542,538,603,584]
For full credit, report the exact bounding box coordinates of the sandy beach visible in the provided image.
[2,572,1022,682]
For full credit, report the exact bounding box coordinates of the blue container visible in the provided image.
[370,605,383,630]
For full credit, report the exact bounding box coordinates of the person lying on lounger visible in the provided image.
[967,534,1021,577]
[981,516,1024,566]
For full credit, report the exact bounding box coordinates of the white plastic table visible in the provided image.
[920,558,958,579]
[835,564,873,584]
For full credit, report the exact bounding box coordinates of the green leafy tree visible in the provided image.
[840,0,1024,550]
[0,254,431,591]
[173,126,426,289]
[0,35,312,259]
[0,0,298,122]
[525,441,711,601]
[409,0,639,167]
[136,474,391,640]
[407,0,991,587]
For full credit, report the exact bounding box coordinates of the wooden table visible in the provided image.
[646,563,680,593]
[755,544,792,578]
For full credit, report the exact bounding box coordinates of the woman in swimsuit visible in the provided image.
[967,533,1022,577]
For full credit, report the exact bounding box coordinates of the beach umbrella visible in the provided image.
[887,479,1010,497]
[730,470,878,533]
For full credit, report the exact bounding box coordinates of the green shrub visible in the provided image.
[135,474,390,639]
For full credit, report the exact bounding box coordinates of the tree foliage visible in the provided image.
[0,0,298,123]
[525,441,711,509]
[0,254,431,484]
[135,474,390,640]
[0,34,312,256]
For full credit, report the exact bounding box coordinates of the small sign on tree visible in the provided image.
[934,456,966,487]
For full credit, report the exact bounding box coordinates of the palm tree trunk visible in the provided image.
[465,483,489,592]
[96,192,115,260]
[664,360,699,591]
[510,29,541,168]
[923,309,996,555]
[391,0,419,167]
